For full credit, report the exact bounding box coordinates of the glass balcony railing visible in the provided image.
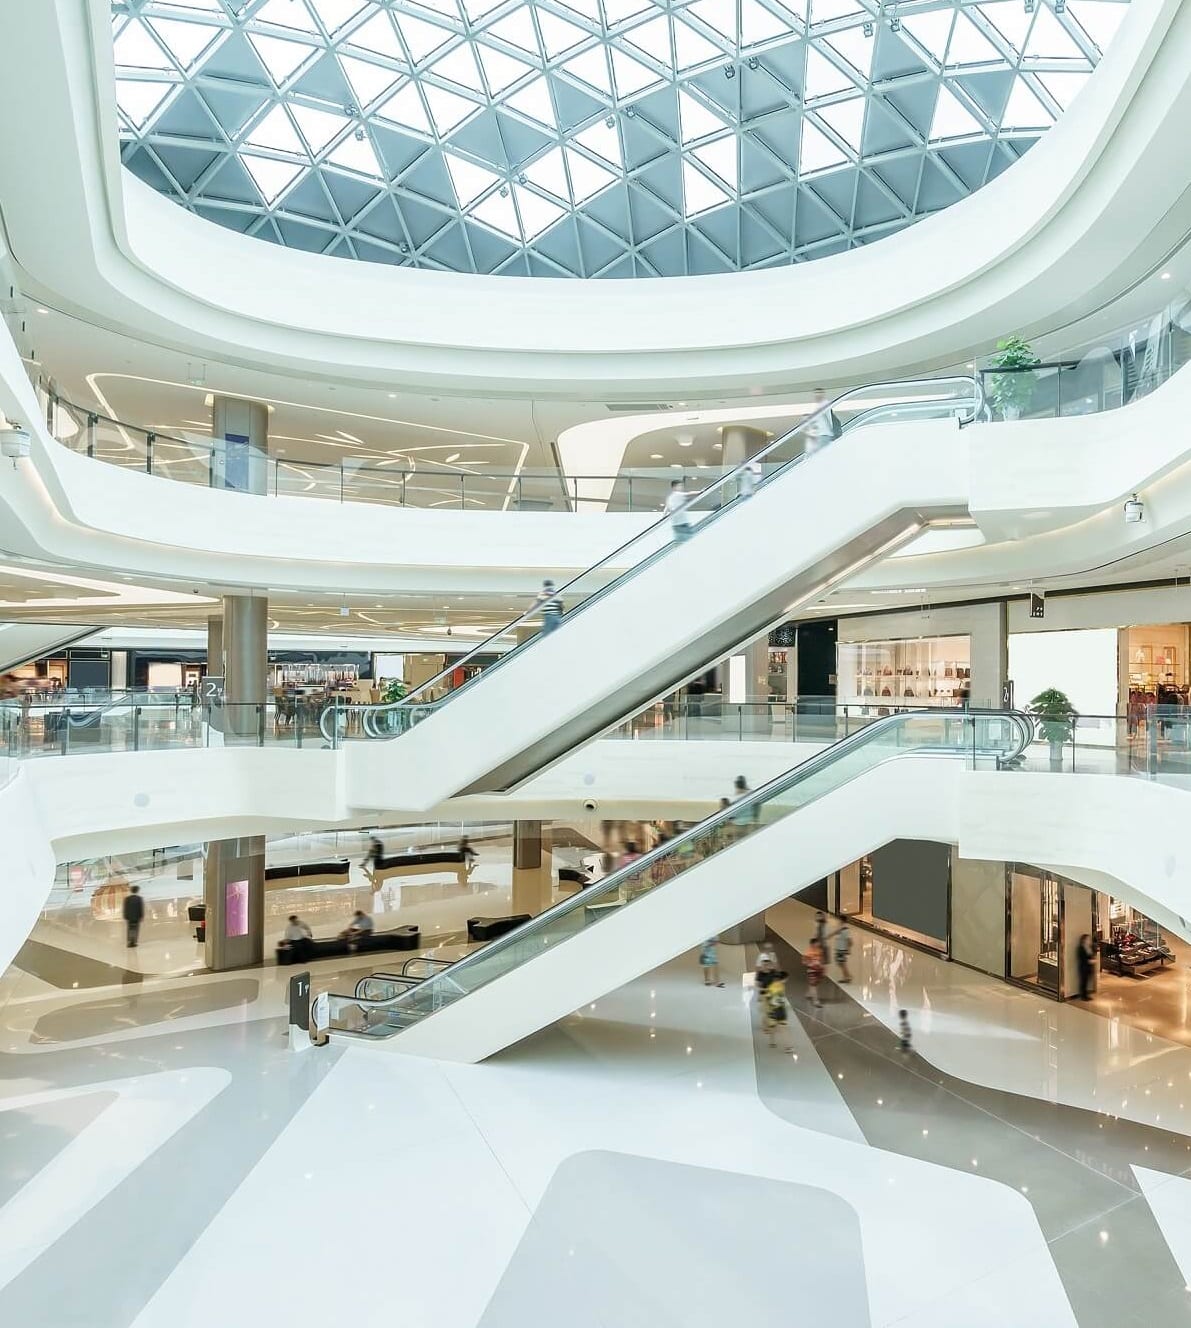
[317,707,1033,1039]
[322,375,983,744]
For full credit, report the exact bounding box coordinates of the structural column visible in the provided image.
[726,632,773,736]
[211,395,269,494]
[721,424,770,476]
[512,820,553,916]
[204,835,266,971]
[222,593,268,742]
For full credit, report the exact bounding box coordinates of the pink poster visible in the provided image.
[225,879,249,938]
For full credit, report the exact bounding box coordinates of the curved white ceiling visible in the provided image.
[112,0,1127,277]
[0,0,1186,398]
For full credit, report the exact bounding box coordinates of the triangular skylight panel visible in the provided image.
[346,11,404,60]
[503,76,557,127]
[563,47,614,96]
[799,118,847,172]
[422,83,479,133]
[291,103,348,153]
[396,12,454,64]
[471,188,520,238]
[624,15,673,65]
[243,153,304,203]
[513,184,567,239]
[147,17,223,69]
[461,0,506,21]
[246,104,306,154]
[327,133,383,177]
[477,44,535,94]
[809,0,860,23]
[901,10,953,65]
[826,27,874,79]
[930,84,983,140]
[339,55,400,107]
[565,147,618,202]
[1037,70,1091,111]
[686,0,737,42]
[1024,4,1086,60]
[740,0,796,46]
[691,136,738,189]
[419,0,463,20]
[1002,76,1052,130]
[817,96,865,151]
[523,144,569,197]
[682,159,731,215]
[679,90,727,143]
[445,153,500,204]
[979,1,1033,54]
[254,0,320,35]
[248,33,319,84]
[432,43,486,93]
[601,0,653,25]
[375,83,433,134]
[946,13,1004,66]
[610,47,662,97]
[535,10,590,59]
[308,0,367,35]
[483,8,539,55]
[573,118,622,166]
[804,46,851,99]
[672,17,724,69]
[114,20,173,70]
[115,79,174,128]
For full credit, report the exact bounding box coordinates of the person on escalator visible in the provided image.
[531,580,564,635]
[665,479,694,542]
[803,388,840,457]
[738,457,763,500]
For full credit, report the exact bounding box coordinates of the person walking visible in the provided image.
[803,388,840,456]
[803,938,825,1010]
[812,910,829,954]
[737,457,763,500]
[754,950,779,1025]
[531,579,564,635]
[459,834,478,871]
[829,921,853,983]
[763,972,793,1050]
[123,884,145,948]
[699,937,725,987]
[1077,933,1096,1001]
[665,479,694,542]
[898,1008,913,1052]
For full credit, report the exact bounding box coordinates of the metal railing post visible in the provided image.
[133,706,141,752]
[259,703,266,747]
[86,413,97,458]
[145,433,155,475]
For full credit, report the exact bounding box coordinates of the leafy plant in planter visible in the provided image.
[1027,687,1077,770]
[379,678,407,734]
[988,335,1041,420]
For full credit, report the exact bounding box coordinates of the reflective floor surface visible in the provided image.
[4,898,1191,1326]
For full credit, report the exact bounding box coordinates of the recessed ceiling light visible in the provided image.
[445,452,461,463]
[1161,272,1172,280]
[678,440,693,447]
[387,392,397,398]
[36,307,49,315]
[650,453,663,460]
[713,442,722,450]
[670,463,682,469]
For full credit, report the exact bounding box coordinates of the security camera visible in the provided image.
[1124,494,1145,524]
[582,798,599,813]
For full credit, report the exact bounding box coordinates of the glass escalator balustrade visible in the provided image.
[320,708,1031,1040]
[322,375,984,745]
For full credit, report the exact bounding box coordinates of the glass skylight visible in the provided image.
[113,0,1130,277]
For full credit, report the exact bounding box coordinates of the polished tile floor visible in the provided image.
[4,899,1191,1326]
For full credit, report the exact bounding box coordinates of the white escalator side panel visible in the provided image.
[0,770,57,978]
[345,420,972,813]
[389,757,963,1063]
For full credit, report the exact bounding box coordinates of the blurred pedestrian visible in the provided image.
[1077,934,1095,1001]
[829,921,853,983]
[763,972,792,1050]
[804,387,839,456]
[123,884,145,948]
[804,938,825,1010]
[700,937,725,987]
[531,579,563,635]
[898,1008,913,1052]
[738,457,763,499]
[665,479,694,541]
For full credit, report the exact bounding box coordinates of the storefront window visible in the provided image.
[837,635,971,710]
[1008,867,1060,995]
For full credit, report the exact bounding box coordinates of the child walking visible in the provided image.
[764,973,793,1050]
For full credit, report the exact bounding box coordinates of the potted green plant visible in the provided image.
[1027,687,1077,770]
[988,335,1040,421]
[379,678,407,735]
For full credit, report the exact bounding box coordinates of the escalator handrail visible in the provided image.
[326,707,1029,1026]
[323,374,981,742]
[353,972,421,999]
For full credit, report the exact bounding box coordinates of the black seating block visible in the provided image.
[275,924,421,965]
[468,914,531,942]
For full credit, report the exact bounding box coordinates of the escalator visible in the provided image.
[331,377,983,811]
[319,708,1030,1060]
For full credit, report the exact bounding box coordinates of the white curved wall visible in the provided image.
[0,2,1186,397]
